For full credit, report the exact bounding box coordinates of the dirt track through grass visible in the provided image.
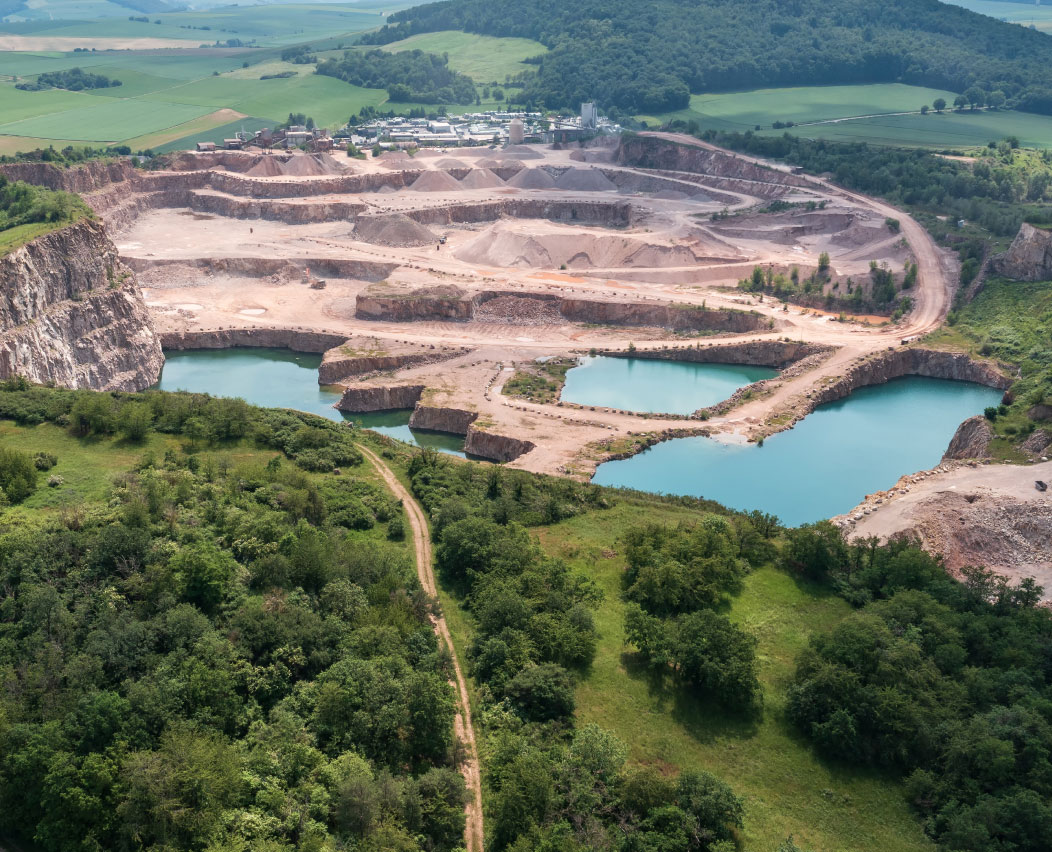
[357,444,484,852]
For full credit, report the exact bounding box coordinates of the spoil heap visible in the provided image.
[353,213,437,247]
[410,170,462,192]
[556,168,617,191]
[244,157,285,177]
[507,167,557,189]
[459,168,505,189]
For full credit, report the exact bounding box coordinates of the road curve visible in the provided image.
[358,444,484,852]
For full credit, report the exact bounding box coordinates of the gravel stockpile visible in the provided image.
[410,170,462,192]
[244,157,285,177]
[503,144,545,160]
[459,168,505,189]
[281,155,331,177]
[353,213,437,247]
[555,168,617,192]
[475,295,563,325]
[506,167,557,189]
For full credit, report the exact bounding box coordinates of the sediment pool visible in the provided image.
[561,356,777,414]
[592,376,1003,526]
[153,349,466,456]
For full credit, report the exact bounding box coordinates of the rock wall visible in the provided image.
[0,219,162,390]
[464,427,535,462]
[607,340,832,369]
[943,415,995,460]
[810,348,1012,412]
[406,199,634,227]
[357,286,773,332]
[990,223,1052,281]
[159,328,347,353]
[130,256,397,283]
[408,405,478,434]
[320,349,465,384]
[335,385,425,412]
[0,159,138,192]
[617,134,811,190]
[561,299,770,333]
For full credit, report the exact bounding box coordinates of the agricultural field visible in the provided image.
[643,83,1052,149]
[378,30,547,82]
[0,3,415,151]
[942,0,1052,32]
[531,499,934,852]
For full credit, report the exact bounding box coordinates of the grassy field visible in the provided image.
[532,498,934,852]
[641,84,960,132]
[0,219,75,255]
[1,3,403,48]
[642,83,1052,149]
[378,30,547,83]
[943,0,1052,32]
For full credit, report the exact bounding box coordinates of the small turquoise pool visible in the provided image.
[560,356,777,414]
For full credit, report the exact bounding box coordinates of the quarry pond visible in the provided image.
[593,376,1003,526]
[560,355,777,414]
[153,349,466,456]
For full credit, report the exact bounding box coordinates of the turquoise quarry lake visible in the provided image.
[561,355,777,413]
[153,348,465,456]
[592,376,1002,526]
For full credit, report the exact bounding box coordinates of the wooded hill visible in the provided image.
[363,0,1052,115]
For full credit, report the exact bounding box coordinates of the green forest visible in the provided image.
[366,0,1052,115]
[316,49,478,105]
[0,378,1050,851]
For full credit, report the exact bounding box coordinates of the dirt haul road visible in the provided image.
[358,445,484,852]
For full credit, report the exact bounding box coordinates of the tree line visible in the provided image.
[364,0,1052,115]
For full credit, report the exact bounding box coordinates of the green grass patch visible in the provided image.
[926,277,1052,447]
[378,30,547,82]
[0,219,69,255]
[501,357,575,403]
[534,500,934,852]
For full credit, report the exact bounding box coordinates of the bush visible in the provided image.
[503,663,576,721]
[0,446,38,502]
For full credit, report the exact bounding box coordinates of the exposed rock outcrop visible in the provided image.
[990,223,1052,281]
[319,347,466,384]
[1020,428,1051,457]
[943,415,994,460]
[159,328,346,353]
[128,256,397,283]
[0,159,137,193]
[608,340,832,369]
[0,219,162,390]
[335,385,425,413]
[464,427,535,462]
[408,405,478,434]
[357,285,774,332]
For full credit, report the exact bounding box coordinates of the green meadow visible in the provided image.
[378,30,547,82]
[531,499,934,852]
[643,83,1052,149]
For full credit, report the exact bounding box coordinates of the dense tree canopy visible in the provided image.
[316,48,477,105]
[782,524,1052,852]
[365,0,1052,114]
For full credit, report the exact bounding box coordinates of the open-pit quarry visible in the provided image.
[4,131,986,475]
[3,131,1048,587]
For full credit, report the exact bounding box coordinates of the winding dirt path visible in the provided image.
[357,444,484,852]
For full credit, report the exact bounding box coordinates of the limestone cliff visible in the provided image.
[991,223,1052,281]
[0,219,162,390]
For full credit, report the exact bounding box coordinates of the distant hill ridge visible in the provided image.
[364,0,1052,115]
